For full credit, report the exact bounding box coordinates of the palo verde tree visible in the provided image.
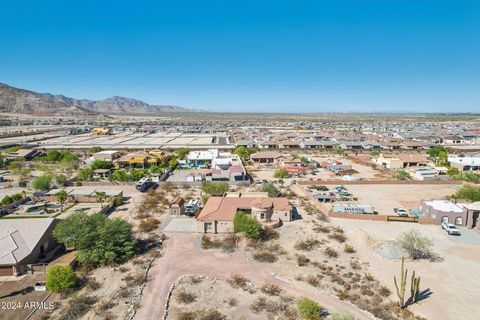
[273,168,289,179]
[233,211,261,240]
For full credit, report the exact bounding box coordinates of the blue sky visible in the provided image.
[1,1,479,113]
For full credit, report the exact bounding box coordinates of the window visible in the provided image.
[455,217,463,225]
[441,216,449,224]
[260,213,265,219]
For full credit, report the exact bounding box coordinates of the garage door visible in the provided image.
[0,266,14,276]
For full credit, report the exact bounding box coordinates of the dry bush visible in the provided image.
[324,247,339,258]
[60,295,96,320]
[379,286,391,297]
[117,286,133,299]
[86,278,101,292]
[253,251,277,263]
[364,273,375,282]
[296,254,310,266]
[350,259,361,270]
[260,282,282,296]
[313,224,330,233]
[344,243,356,253]
[96,300,115,312]
[294,237,321,251]
[227,297,238,307]
[259,227,279,241]
[176,290,196,304]
[177,309,225,320]
[118,266,130,273]
[228,274,248,289]
[138,217,161,233]
[189,276,203,284]
[333,226,344,234]
[202,234,237,253]
[306,275,320,287]
[329,232,347,243]
[250,297,279,314]
[122,272,144,286]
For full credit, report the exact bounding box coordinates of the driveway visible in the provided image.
[135,233,373,320]
[161,216,197,233]
[445,227,480,245]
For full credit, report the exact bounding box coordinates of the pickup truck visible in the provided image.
[441,222,461,235]
[394,208,409,217]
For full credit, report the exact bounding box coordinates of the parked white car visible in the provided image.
[441,222,461,235]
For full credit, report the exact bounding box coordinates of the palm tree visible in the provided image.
[55,190,68,212]
[95,191,107,209]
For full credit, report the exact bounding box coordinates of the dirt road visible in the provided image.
[135,233,374,320]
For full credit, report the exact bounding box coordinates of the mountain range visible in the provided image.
[0,83,198,117]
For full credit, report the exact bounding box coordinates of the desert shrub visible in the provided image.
[227,297,238,307]
[234,211,261,240]
[379,286,391,297]
[313,224,330,233]
[176,290,196,304]
[343,244,355,253]
[86,278,101,291]
[138,217,161,233]
[262,182,281,197]
[296,298,324,320]
[177,309,225,320]
[296,254,310,266]
[329,232,347,243]
[273,168,289,179]
[324,247,338,258]
[228,274,248,289]
[329,311,354,320]
[258,227,279,241]
[46,265,76,293]
[349,260,361,270]
[122,272,144,286]
[261,282,282,296]
[306,275,320,287]
[295,237,321,251]
[60,295,96,320]
[253,251,277,263]
[396,229,434,260]
[201,234,237,253]
[363,273,374,282]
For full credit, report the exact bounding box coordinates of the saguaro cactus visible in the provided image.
[394,257,408,308]
[410,270,421,303]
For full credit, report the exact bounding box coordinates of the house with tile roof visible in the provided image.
[196,192,292,233]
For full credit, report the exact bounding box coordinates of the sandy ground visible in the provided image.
[332,218,480,320]
[135,233,373,320]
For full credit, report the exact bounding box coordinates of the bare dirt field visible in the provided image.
[332,218,480,320]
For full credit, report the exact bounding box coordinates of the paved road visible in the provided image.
[135,233,374,320]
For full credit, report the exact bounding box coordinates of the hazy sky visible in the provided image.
[1,1,479,113]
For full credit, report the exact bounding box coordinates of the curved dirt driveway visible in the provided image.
[135,233,373,320]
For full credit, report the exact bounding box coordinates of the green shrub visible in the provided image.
[393,169,411,180]
[296,298,324,319]
[202,182,229,196]
[451,185,480,202]
[273,168,289,179]
[91,160,113,170]
[234,211,261,240]
[262,182,281,197]
[0,193,23,206]
[32,174,53,191]
[46,265,76,293]
[329,311,354,320]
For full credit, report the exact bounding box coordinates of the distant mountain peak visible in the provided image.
[0,82,200,117]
